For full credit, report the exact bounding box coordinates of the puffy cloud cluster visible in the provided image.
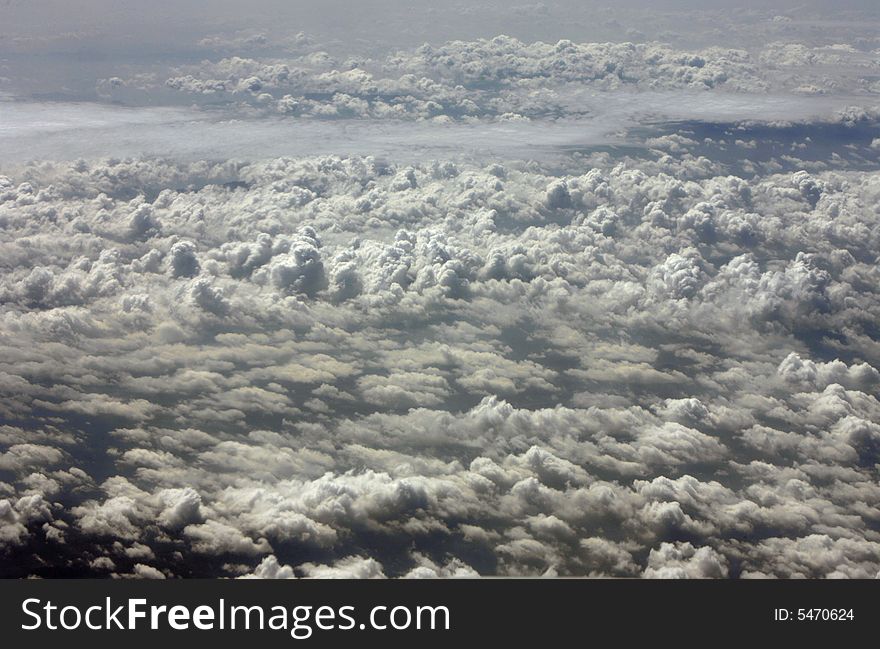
[389,37,764,91]
[1,139,879,579]
[95,35,880,122]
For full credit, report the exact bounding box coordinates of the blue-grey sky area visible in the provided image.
[0,2,879,579]
[4,2,880,59]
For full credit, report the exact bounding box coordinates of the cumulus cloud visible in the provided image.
[643,542,729,579]
[2,11,880,580]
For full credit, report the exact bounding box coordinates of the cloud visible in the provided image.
[643,542,729,578]
[298,556,386,579]
[2,20,880,579]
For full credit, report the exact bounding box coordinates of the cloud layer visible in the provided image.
[2,11,880,577]
[1,138,879,577]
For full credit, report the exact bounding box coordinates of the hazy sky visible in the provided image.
[4,1,879,49]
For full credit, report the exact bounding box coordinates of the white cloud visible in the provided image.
[2,22,880,580]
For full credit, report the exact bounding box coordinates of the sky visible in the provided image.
[0,2,879,579]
